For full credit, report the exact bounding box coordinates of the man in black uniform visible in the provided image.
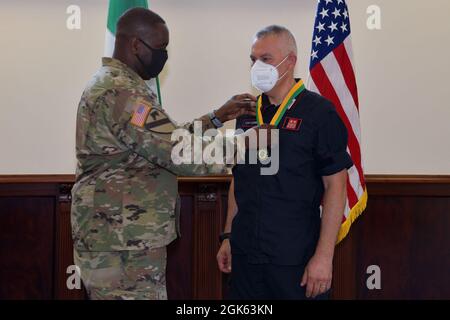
[217,25,353,300]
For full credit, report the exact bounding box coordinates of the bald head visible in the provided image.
[254,25,298,56]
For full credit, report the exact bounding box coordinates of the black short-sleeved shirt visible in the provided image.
[232,83,353,265]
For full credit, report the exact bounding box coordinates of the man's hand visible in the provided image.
[215,94,256,123]
[216,240,232,273]
[300,253,333,298]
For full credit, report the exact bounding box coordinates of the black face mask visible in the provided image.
[136,38,168,78]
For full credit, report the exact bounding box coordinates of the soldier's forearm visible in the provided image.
[183,114,216,135]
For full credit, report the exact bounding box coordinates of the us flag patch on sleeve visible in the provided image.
[130,100,152,128]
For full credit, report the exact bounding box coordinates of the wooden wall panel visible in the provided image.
[0,181,88,300]
[331,224,356,299]
[0,175,449,300]
[54,184,87,300]
[167,192,194,300]
[0,197,55,299]
[355,196,450,299]
[167,182,229,300]
[192,183,227,300]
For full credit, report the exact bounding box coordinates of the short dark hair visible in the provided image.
[116,7,165,37]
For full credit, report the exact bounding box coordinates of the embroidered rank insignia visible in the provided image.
[282,117,302,131]
[130,100,152,128]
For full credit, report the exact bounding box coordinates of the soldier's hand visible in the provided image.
[216,239,232,273]
[215,94,256,123]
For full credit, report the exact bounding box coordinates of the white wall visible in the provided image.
[0,0,449,174]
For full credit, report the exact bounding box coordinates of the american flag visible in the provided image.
[130,103,151,128]
[307,0,367,243]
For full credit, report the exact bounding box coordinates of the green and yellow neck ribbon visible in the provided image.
[256,79,305,127]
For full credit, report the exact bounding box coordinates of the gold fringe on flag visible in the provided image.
[336,188,368,244]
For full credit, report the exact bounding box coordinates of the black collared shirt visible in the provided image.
[232,83,353,265]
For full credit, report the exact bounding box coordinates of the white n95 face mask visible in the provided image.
[251,55,289,93]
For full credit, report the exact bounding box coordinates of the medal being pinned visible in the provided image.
[258,148,269,162]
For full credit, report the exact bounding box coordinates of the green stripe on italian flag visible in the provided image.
[104,0,162,106]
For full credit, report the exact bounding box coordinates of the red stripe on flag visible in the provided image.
[310,63,366,189]
[347,174,358,208]
[333,43,359,109]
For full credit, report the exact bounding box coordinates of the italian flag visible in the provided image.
[104,0,162,105]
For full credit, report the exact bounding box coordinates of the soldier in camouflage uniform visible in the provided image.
[71,8,256,300]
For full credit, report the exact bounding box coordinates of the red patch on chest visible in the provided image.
[282,117,302,131]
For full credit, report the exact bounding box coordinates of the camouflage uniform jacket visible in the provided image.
[71,57,229,252]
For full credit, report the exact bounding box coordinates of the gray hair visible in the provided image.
[254,25,298,55]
